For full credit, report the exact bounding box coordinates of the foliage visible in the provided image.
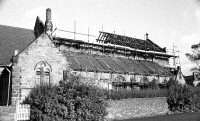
[141,76,149,83]
[167,81,193,112]
[149,78,159,89]
[196,82,200,87]
[23,84,60,121]
[23,75,108,121]
[130,77,136,83]
[185,44,200,72]
[163,79,168,84]
[167,80,200,113]
[57,76,108,121]
[191,87,200,111]
[166,78,177,89]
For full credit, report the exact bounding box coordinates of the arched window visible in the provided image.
[34,61,52,85]
[44,68,50,83]
[35,69,41,84]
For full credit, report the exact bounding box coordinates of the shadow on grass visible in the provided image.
[114,112,200,121]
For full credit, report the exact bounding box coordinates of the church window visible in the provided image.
[36,71,41,84]
[34,61,52,85]
[44,71,50,84]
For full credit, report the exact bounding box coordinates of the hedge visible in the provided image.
[23,75,108,121]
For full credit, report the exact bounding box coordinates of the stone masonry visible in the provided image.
[11,34,69,105]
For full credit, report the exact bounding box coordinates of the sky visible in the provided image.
[0,0,200,75]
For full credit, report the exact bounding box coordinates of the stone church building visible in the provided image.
[0,8,179,105]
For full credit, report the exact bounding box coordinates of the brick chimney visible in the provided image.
[45,8,53,35]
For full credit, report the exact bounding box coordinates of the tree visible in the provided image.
[185,43,200,72]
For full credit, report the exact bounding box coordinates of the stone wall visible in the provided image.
[1,98,168,121]
[71,71,169,89]
[106,97,169,120]
[12,34,69,104]
[0,106,15,121]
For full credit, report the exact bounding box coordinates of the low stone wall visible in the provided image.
[106,97,169,120]
[0,106,15,121]
[1,98,168,121]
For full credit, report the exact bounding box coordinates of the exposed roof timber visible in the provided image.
[54,37,176,57]
[97,31,166,53]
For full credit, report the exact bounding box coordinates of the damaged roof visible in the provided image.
[0,18,172,68]
[97,31,166,53]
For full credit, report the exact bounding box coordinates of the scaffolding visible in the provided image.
[53,28,177,70]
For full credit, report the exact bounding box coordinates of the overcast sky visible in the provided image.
[0,0,200,75]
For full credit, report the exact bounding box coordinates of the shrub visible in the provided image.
[166,80,200,113]
[191,87,200,111]
[23,84,61,121]
[57,76,108,121]
[23,75,108,121]
[166,78,176,89]
[167,82,193,112]
[149,78,159,89]
[141,76,149,83]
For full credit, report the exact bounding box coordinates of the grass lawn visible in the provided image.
[114,112,200,121]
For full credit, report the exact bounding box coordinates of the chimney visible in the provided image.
[45,8,53,35]
[145,33,149,40]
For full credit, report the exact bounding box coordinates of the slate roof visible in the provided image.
[0,22,171,76]
[97,31,166,53]
[63,51,172,76]
[0,24,35,65]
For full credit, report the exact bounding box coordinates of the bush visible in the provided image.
[141,76,149,83]
[166,78,176,89]
[149,78,159,89]
[191,87,200,111]
[23,75,108,121]
[167,81,193,112]
[167,80,200,113]
[23,84,61,121]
